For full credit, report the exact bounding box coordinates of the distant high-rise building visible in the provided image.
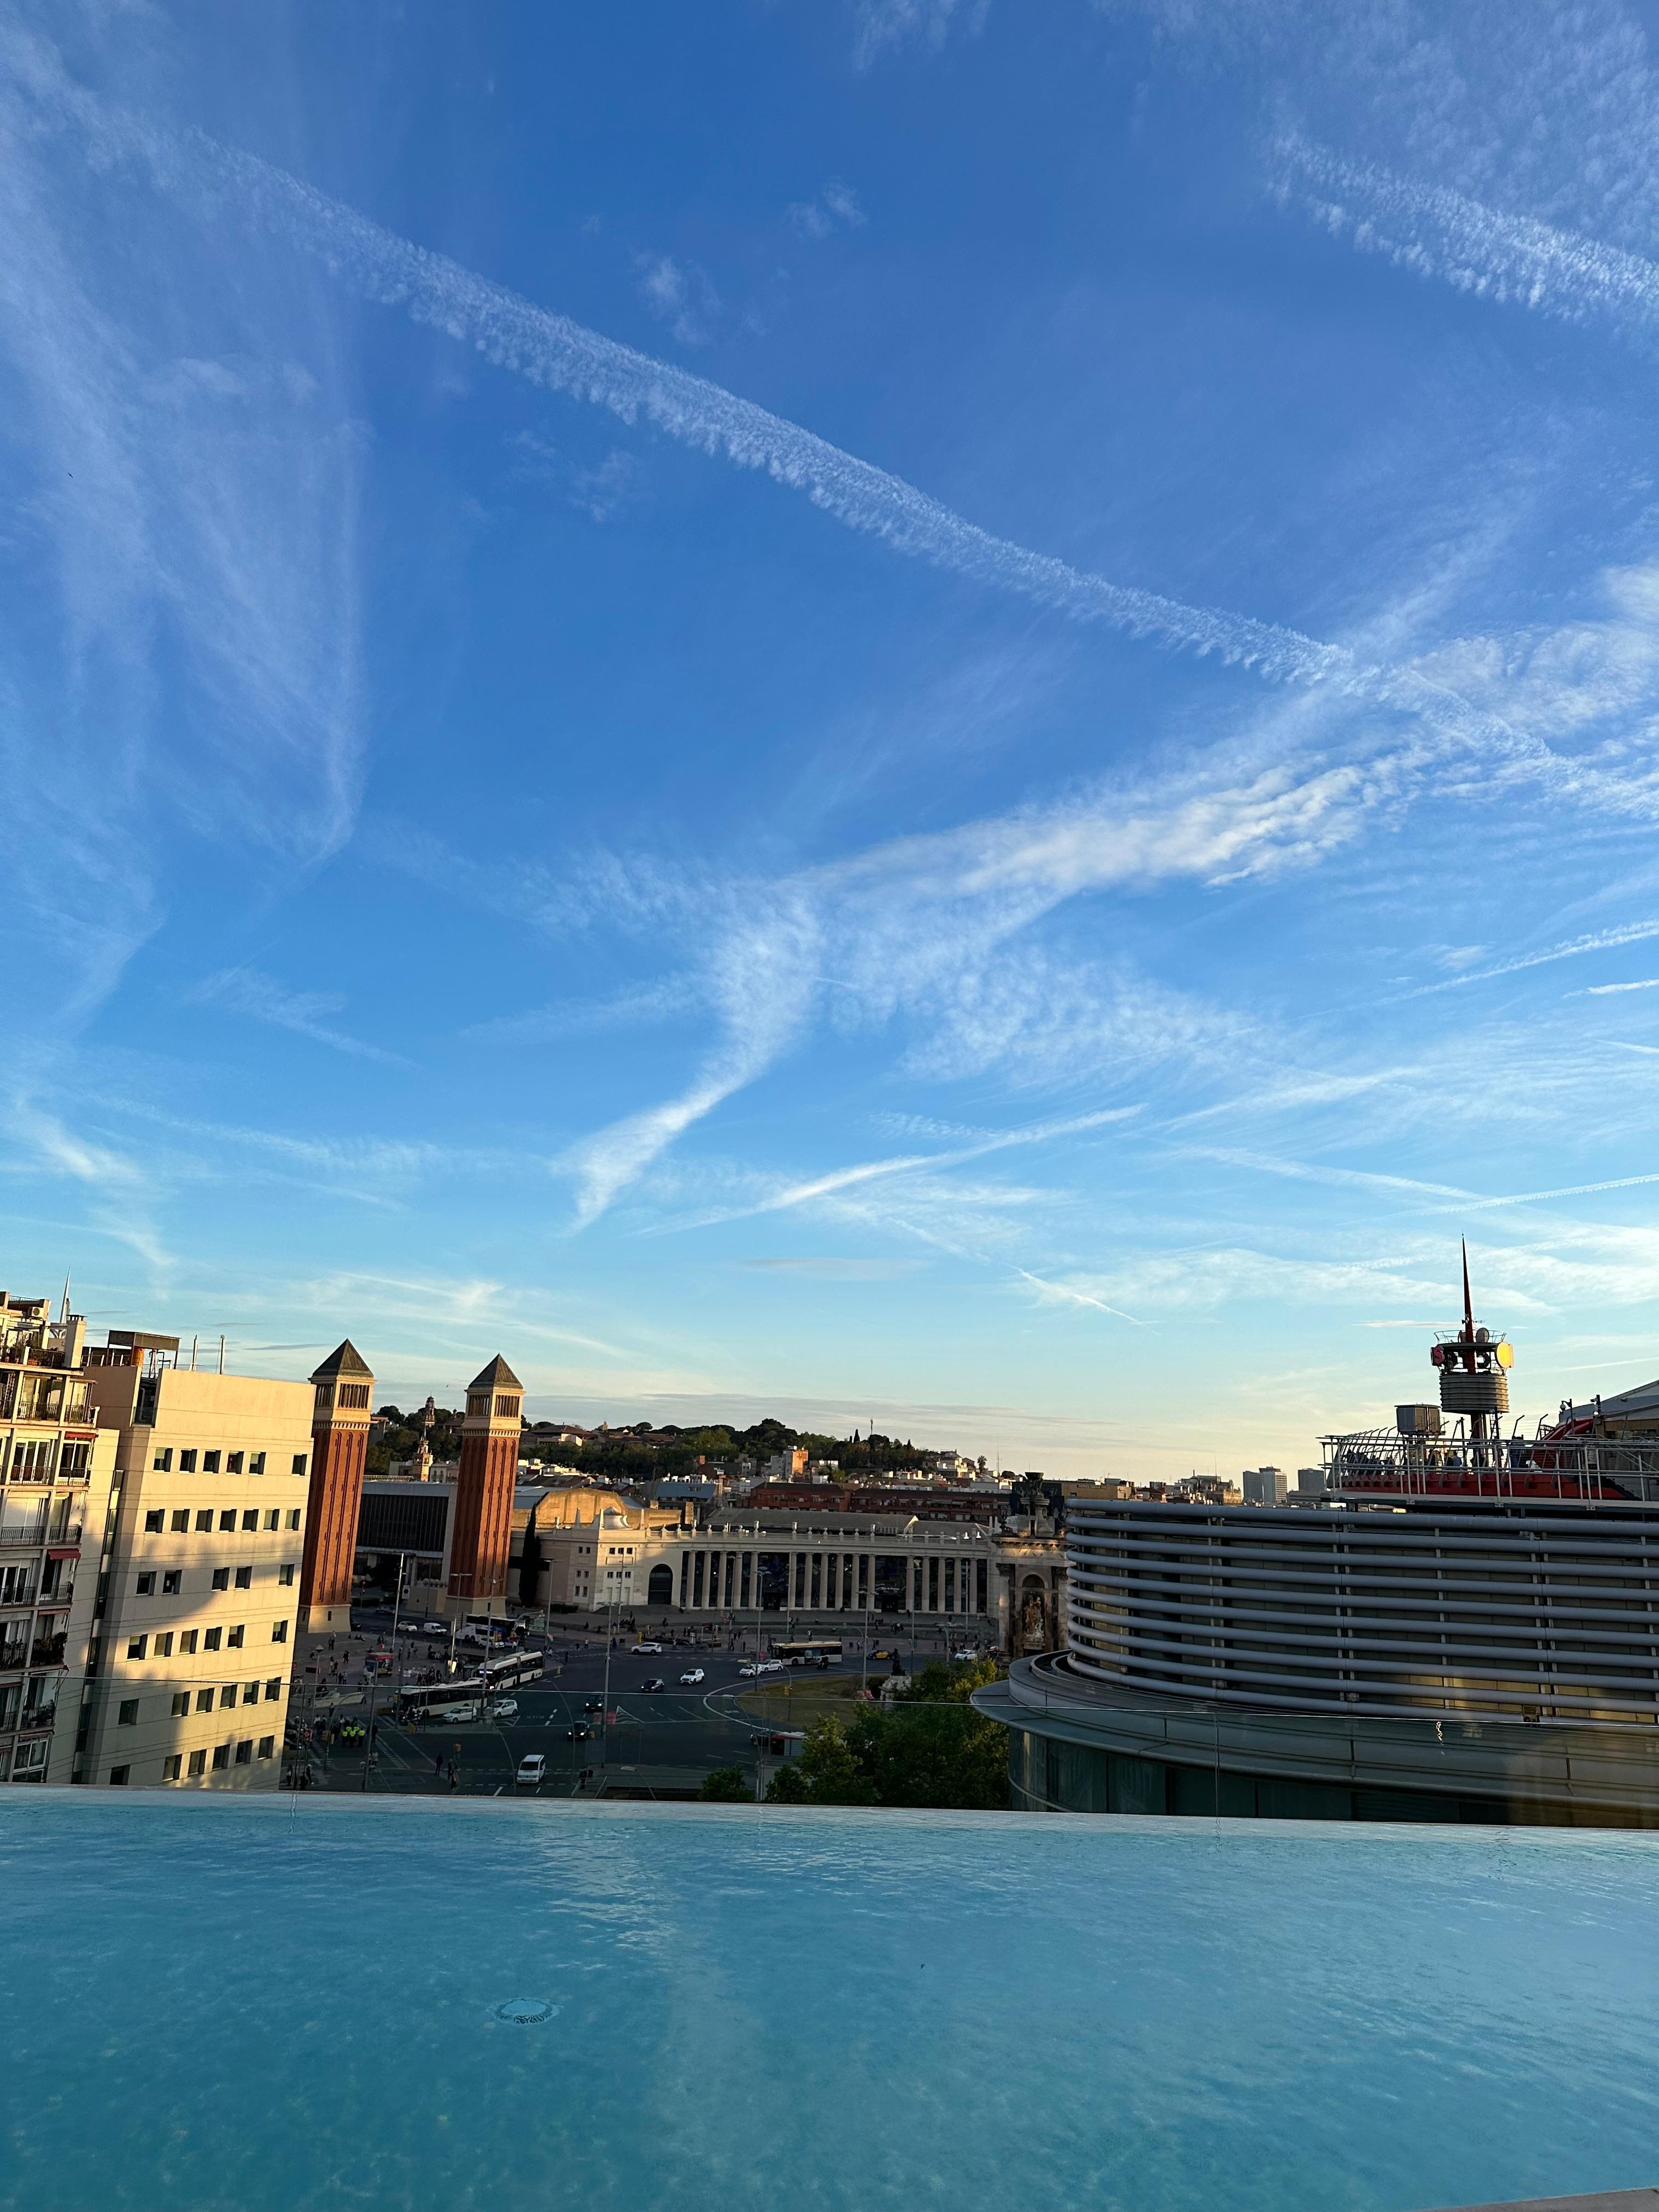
[447,1356,523,1618]
[1243,1467,1288,1505]
[0,1289,116,1786]
[299,1341,375,1632]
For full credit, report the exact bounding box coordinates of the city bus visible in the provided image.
[771,1640,843,1666]
[393,1651,542,1722]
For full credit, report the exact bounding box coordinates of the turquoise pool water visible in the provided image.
[8,1796,1659,2212]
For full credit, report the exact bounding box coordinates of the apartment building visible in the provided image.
[0,1291,116,1784]
[78,1339,314,1789]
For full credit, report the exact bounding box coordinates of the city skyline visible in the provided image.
[8,4,1659,1479]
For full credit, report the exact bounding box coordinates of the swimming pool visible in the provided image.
[8,1795,1658,2212]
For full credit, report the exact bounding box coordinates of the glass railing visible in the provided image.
[984,1655,1659,1815]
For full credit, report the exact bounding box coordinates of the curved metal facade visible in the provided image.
[1066,1498,1659,1723]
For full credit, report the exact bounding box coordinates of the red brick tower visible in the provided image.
[448,1355,523,1618]
[299,1340,375,1632]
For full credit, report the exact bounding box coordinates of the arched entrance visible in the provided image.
[647,1563,675,1607]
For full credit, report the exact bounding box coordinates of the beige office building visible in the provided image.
[79,1338,314,1790]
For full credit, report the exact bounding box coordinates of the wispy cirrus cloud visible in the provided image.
[187,967,405,1065]
[787,178,867,239]
[14,20,1559,783]
[633,252,719,347]
[854,0,989,66]
[685,1106,1142,1229]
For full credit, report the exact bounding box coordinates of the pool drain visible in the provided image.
[493,1997,557,2025]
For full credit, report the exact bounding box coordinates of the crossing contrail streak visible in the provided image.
[1274,129,1659,337]
[4,30,1585,809]
[6,29,1440,712]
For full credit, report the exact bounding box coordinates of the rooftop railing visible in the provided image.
[1323,1426,1659,1502]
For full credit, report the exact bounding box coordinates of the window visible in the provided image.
[211,1568,229,1591]
[227,1625,244,1649]
[187,1748,206,1777]
[234,1566,251,1589]
[285,1509,301,1531]
[194,1510,212,1533]
[278,1564,295,1587]
[257,1736,274,1760]
[338,1383,371,1409]
[264,1510,279,1531]
[195,1688,213,1712]
[117,1699,138,1725]
[250,1453,266,1475]
[109,1764,130,1785]
[144,1509,164,1533]
[204,1627,222,1651]
[136,1571,155,1595]
[211,1744,230,1771]
[126,1635,146,1660]
[264,1679,282,1701]
[271,1619,288,1644]
[179,1629,198,1655]
[227,1451,244,1474]
[291,1454,307,1477]
[241,1681,258,1705]
[219,1684,237,1708]
[173,1510,191,1533]
[162,1754,182,1781]
[219,1510,236,1533]
[203,1451,221,1474]
[241,1511,257,1534]
[155,1632,173,1658]
[234,1739,252,1765]
[162,1570,180,1596]
[152,1449,172,1472]
[171,1692,190,1717]
[179,1449,197,1473]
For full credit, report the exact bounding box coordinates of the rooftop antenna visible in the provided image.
[1462,1238,1475,1341]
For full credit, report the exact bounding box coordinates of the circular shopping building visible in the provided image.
[974,1489,1659,1825]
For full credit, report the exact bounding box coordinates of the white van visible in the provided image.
[516,1753,547,1787]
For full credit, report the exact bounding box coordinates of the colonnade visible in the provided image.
[674,1541,992,1617]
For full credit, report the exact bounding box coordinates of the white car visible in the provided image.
[487,1698,518,1720]
[759,1658,786,1674]
[516,1753,547,1787]
[633,1642,663,1655]
[679,1668,705,1685]
[431,1701,479,1723]
[737,1663,758,1678]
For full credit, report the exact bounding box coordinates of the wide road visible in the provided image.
[300,1633,874,1798]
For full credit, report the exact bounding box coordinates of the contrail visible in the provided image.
[1273,128,1659,337]
[7,25,1539,755]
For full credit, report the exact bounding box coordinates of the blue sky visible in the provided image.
[7,0,1659,1475]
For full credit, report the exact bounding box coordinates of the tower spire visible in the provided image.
[1461,1238,1474,1340]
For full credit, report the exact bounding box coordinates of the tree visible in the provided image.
[764,1760,811,1803]
[698,1765,749,1802]
[791,1716,878,1805]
